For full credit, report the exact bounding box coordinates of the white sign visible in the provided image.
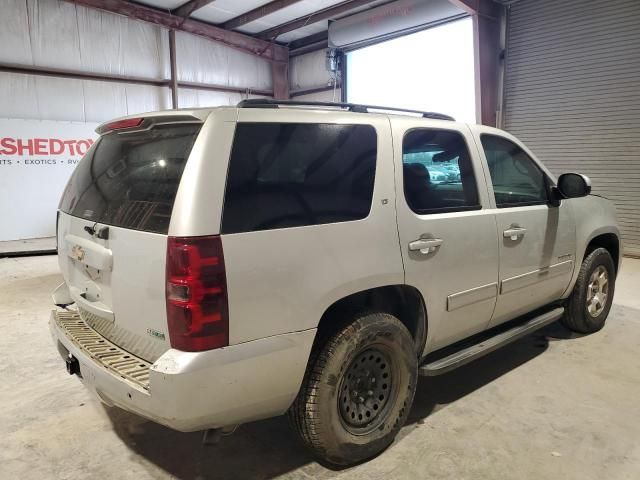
[0,119,98,242]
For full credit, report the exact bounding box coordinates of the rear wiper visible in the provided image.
[84,224,110,240]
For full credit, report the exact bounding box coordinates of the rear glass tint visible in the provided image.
[59,123,201,234]
[221,123,377,234]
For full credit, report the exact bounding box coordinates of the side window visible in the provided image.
[221,123,377,234]
[480,134,548,208]
[402,129,480,214]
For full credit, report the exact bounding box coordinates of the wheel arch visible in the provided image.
[313,285,428,359]
[585,232,620,274]
[563,226,622,299]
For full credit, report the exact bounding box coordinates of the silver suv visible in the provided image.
[50,100,621,466]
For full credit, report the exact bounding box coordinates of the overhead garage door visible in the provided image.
[503,0,640,256]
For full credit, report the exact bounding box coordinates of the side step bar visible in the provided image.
[419,307,564,376]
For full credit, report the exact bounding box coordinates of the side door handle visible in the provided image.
[503,227,527,240]
[409,238,443,254]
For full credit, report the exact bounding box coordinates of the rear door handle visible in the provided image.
[409,238,443,254]
[503,227,527,240]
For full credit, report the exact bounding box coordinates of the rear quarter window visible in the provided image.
[221,123,377,234]
[59,123,201,234]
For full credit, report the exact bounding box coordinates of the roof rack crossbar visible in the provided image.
[236,99,455,121]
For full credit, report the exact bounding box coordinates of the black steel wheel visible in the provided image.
[338,348,397,435]
[289,312,417,467]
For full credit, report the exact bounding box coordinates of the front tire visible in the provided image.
[289,312,417,467]
[562,247,616,334]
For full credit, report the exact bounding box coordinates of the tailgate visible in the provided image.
[56,117,203,362]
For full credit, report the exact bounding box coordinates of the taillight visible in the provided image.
[166,235,229,351]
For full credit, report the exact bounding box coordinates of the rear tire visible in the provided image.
[289,312,417,467]
[562,247,615,334]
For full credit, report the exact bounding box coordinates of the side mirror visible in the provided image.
[557,173,591,199]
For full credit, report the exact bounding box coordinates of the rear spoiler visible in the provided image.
[96,114,204,135]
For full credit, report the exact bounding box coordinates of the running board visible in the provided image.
[419,307,564,376]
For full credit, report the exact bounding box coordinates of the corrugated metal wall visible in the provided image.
[0,0,273,246]
[0,0,272,123]
[504,0,640,256]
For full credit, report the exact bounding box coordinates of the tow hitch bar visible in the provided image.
[66,355,80,376]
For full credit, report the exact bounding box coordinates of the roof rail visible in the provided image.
[236,99,455,121]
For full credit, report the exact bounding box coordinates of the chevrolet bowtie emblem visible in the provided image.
[71,244,85,261]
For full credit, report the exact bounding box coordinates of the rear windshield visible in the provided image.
[59,123,201,234]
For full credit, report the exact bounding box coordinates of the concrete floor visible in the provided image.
[0,237,56,255]
[1,255,639,480]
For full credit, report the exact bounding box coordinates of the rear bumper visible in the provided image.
[50,310,315,432]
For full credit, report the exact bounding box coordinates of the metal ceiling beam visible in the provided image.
[222,0,303,30]
[64,0,288,62]
[172,0,217,19]
[288,30,328,50]
[289,31,328,57]
[447,0,501,19]
[257,0,377,41]
[447,0,479,15]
